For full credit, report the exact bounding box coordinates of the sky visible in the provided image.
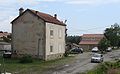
[0,0,120,35]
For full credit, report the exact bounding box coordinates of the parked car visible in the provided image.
[91,53,104,63]
[3,51,12,58]
[106,47,112,52]
[91,47,99,52]
[70,48,83,54]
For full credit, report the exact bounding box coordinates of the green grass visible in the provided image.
[0,56,75,74]
[84,60,120,74]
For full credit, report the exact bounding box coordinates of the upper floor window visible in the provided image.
[58,29,62,38]
[50,26,54,38]
[50,30,53,36]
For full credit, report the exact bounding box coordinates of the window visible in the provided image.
[50,45,53,52]
[50,30,53,36]
[58,29,62,38]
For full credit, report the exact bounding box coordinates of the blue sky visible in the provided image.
[0,0,120,35]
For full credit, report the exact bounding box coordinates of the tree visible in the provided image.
[0,31,3,33]
[98,38,110,53]
[2,36,11,43]
[104,23,120,48]
[66,36,81,44]
[7,34,12,39]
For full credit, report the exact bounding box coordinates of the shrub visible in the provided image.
[19,54,33,63]
[64,50,70,57]
[98,38,110,53]
[87,61,120,74]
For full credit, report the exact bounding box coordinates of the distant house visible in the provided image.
[0,42,11,57]
[79,34,104,51]
[0,32,10,41]
[0,42,11,51]
[11,8,66,60]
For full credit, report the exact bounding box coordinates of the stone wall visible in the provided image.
[80,44,97,51]
[12,11,45,59]
[46,53,64,60]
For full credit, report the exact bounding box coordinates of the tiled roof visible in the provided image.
[30,9,66,26]
[82,34,104,38]
[0,33,10,37]
[79,34,104,45]
[11,9,66,26]
[79,41,99,45]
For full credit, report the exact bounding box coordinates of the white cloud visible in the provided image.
[66,0,120,5]
[38,0,57,2]
[0,15,15,32]
[18,0,39,5]
[0,0,120,5]
[0,0,58,32]
[0,0,40,6]
[0,0,119,33]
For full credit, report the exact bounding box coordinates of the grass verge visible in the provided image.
[0,56,75,74]
[84,60,120,74]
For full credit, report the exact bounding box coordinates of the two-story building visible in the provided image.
[11,8,66,60]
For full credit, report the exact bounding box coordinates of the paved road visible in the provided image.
[51,50,120,74]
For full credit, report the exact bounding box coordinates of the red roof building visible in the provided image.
[0,32,10,40]
[79,34,104,51]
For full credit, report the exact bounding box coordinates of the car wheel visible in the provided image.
[91,60,93,63]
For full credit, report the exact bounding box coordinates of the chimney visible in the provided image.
[54,14,57,19]
[19,7,24,15]
[64,20,67,24]
[36,11,38,14]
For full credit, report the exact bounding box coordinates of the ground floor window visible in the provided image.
[50,45,53,52]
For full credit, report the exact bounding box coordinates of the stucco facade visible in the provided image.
[12,8,66,60]
[45,22,65,60]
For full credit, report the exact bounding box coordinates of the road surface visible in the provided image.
[48,49,120,74]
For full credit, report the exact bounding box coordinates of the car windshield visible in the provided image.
[93,54,101,57]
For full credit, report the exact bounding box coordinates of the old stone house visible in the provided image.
[11,8,66,60]
[79,34,104,51]
[0,42,11,56]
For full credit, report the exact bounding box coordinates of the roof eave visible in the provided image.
[11,9,67,26]
[11,9,29,24]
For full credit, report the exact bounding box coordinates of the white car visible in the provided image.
[91,47,99,52]
[91,53,104,63]
[3,51,12,58]
[106,47,112,52]
[1,72,11,74]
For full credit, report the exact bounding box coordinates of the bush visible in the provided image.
[19,55,33,63]
[87,61,120,74]
[64,50,70,57]
[98,38,110,53]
